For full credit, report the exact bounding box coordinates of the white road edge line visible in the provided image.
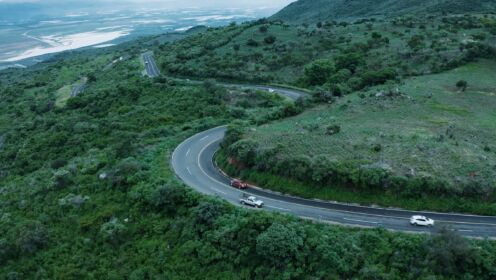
[343,218,379,224]
[172,126,496,230]
[194,137,496,226]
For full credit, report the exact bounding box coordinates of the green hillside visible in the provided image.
[156,14,496,86]
[2,2,496,278]
[222,60,496,215]
[3,32,495,280]
[272,0,496,23]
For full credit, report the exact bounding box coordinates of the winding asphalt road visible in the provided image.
[171,86,496,238]
[143,53,160,78]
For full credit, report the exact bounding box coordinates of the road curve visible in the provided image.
[171,86,496,238]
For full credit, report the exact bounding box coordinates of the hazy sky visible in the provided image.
[0,0,295,9]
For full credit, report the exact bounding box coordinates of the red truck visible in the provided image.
[230,179,248,189]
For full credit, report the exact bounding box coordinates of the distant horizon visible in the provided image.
[0,1,292,66]
[0,0,295,9]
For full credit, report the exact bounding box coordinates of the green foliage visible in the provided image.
[256,222,304,264]
[246,38,259,47]
[228,139,259,166]
[263,35,277,44]
[456,80,468,91]
[100,218,127,245]
[304,59,335,86]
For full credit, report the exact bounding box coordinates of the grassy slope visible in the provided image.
[235,60,496,214]
[156,13,495,85]
[271,0,496,23]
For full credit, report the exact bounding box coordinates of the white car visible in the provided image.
[410,215,434,227]
[240,196,264,208]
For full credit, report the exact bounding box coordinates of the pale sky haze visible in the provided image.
[0,0,295,9]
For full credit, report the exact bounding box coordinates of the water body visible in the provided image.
[0,7,276,69]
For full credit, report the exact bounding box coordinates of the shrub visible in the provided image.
[246,39,259,47]
[425,227,477,276]
[335,52,365,73]
[256,222,304,264]
[456,80,468,91]
[148,184,187,214]
[228,139,259,166]
[222,121,246,148]
[361,68,397,87]
[326,124,341,135]
[16,221,49,255]
[195,200,225,226]
[264,35,276,44]
[100,218,127,245]
[304,59,335,86]
[408,34,426,51]
[312,88,335,103]
[51,169,72,189]
[109,157,143,188]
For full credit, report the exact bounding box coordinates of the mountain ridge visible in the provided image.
[271,0,496,23]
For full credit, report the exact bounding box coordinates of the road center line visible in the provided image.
[343,218,379,224]
[200,135,209,141]
[186,167,192,176]
[211,187,227,195]
[266,205,291,211]
[186,148,190,156]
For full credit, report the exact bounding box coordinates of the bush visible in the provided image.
[246,39,259,47]
[100,218,127,245]
[148,184,187,214]
[335,52,365,73]
[312,88,335,103]
[16,221,49,255]
[456,80,468,91]
[425,227,478,276]
[326,124,341,135]
[109,157,143,188]
[222,121,246,148]
[256,222,304,264]
[228,139,259,166]
[304,59,335,86]
[361,68,397,87]
[51,169,72,189]
[264,35,276,44]
[195,200,225,226]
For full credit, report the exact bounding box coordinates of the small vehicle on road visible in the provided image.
[230,179,248,189]
[410,215,434,227]
[240,195,264,208]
